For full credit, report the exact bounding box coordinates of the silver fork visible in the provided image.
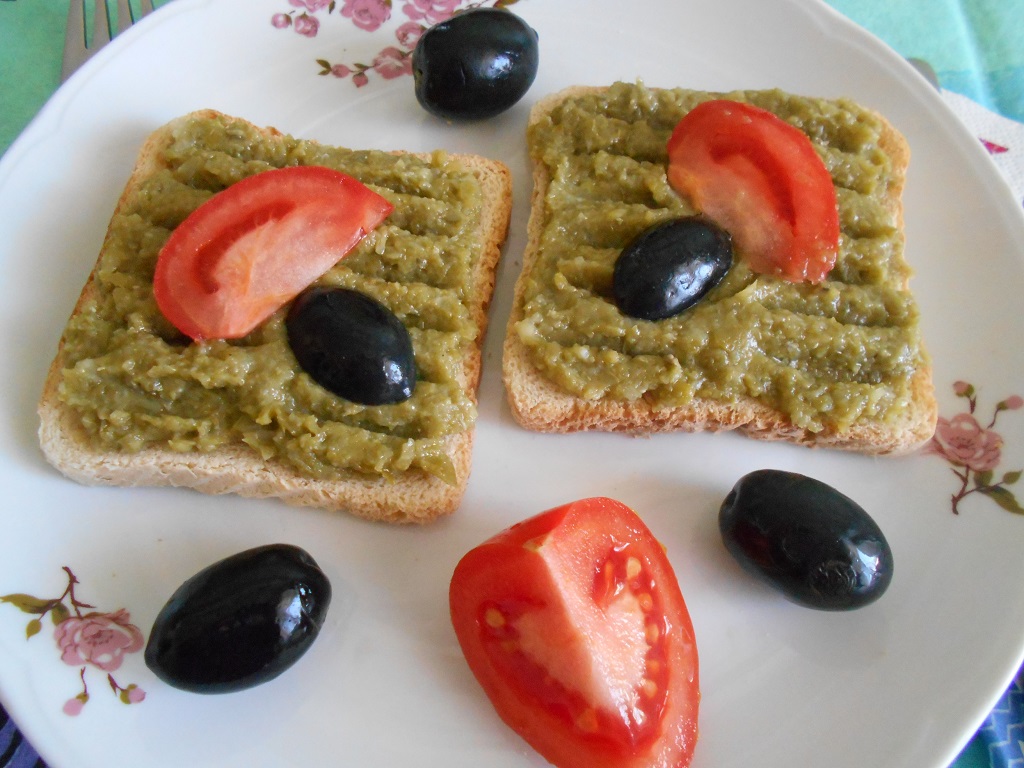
[61,0,156,82]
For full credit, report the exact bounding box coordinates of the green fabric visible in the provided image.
[827,0,1024,121]
[0,1,67,154]
[0,0,170,155]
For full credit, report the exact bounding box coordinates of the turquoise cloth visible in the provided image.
[0,1,69,155]
[828,0,1024,123]
[0,2,1021,767]
[0,0,173,155]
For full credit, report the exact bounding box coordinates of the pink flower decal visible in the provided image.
[63,695,87,717]
[282,0,519,87]
[981,138,1010,155]
[373,46,413,78]
[1,567,145,715]
[402,0,460,24]
[342,0,392,31]
[294,13,320,36]
[55,609,144,673]
[395,20,425,48]
[930,413,1003,472]
[926,381,1023,514]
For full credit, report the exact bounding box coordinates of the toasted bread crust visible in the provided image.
[38,110,512,523]
[502,86,936,455]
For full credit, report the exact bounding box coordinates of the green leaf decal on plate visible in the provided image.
[25,618,42,639]
[979,486,1024,514]
[0,594,53,614]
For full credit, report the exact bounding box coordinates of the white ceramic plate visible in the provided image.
[3,0,1024,766]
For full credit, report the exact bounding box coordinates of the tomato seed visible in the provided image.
[626,557,642,580]
[522,536,545,552]
[575,708,599,733]
[645,622,660,644]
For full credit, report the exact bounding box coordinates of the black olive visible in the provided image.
[719,470,893,610]
[412,8,539,121]
[612,217,733,321]
[145,544,332,693]
[286,287,415,406]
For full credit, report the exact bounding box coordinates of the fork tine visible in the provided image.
[116,0,133,34]
[89,0,112,51]
[62,0,154,83]
[60,0,87,81]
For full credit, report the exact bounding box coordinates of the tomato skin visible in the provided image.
[450,498,699,768]
[153,166,393,340]
[666,99,840,284]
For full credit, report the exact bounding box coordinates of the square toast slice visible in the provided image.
[503,83,936,454]
[39,110,512,523]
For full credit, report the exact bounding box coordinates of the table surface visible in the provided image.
[0,1,1022,767]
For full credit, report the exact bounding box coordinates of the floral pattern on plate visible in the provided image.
[926,381,1024,515]
[1,567,145,715]
[270,0,521,86]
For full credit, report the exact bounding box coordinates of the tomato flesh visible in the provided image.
[450,498,699,768]
[667,99,840,283]
[153,165,393,340]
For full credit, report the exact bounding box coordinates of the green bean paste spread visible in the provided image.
[517,81,926,433]
[57,113,486,484]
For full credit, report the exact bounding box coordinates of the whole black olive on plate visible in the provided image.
[286,286,415,406]
[145,544,331,693]
[613,216,733,320]
[719,470,893,610]
[412,8,539,120]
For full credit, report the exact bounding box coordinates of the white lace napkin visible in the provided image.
[943,90,1024,205]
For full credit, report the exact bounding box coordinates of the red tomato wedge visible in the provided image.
[666,99,840,283]
[153,165,393,340]
[449,498,700,768]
